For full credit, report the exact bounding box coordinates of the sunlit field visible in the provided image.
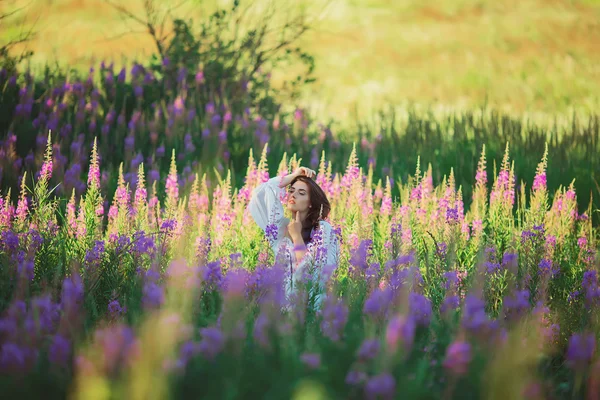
[0,0,599,399]
[1,0,600,120]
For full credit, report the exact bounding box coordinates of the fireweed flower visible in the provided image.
[532,172,546,192]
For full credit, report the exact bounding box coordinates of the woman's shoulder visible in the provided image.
[317,219,334,230]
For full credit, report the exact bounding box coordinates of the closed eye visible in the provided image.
[288,188,306,195]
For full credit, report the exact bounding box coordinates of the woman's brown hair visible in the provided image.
[289,175,331,244]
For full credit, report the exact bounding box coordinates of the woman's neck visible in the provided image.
[296,209,309,224]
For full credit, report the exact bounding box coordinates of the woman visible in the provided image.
[248,166,340,308]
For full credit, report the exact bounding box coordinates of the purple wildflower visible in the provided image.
[17,259,34,281]
[108,299,126,318]
[385,315,416,353]
[440,295,460,314]
[48,335,71,367]
[363,287,393,319]
[142,281,164,309]
[300,353,321,370]
[446,207,459,224]
[408,292,432,326]
[85,240,105,266]
[538,259,558,278]
[364,373,395,400]
[443,340,472,376]
[346,370,367,386]
[222,268,249,298]
[320,296,349,342]
[462,295,490,334]
[198,327,224,361]
[0,343,26,374]
[502,252,518,272]
[443,271,459,290]
[357,339,380,362]
[566,332,596,370]
[485,261,501,274]
[253,313,271,350]
[503,290,530,322]
[202,261,223,291]
[265,223,279,244]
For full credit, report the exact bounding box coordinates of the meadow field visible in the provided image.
[0,0,599,399]
[1,0,600,120]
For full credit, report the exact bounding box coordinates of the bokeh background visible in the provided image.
[3,0,600,120]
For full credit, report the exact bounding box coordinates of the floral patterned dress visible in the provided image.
[248,176,340,307]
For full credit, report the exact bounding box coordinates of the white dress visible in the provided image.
[248,176,340,309]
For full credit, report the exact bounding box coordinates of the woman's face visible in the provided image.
[287,181,311,213]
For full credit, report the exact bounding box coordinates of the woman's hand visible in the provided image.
[294,167,316,179]
[288,211,308,263]
[287,211,303,242]
[278,166,316,188]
